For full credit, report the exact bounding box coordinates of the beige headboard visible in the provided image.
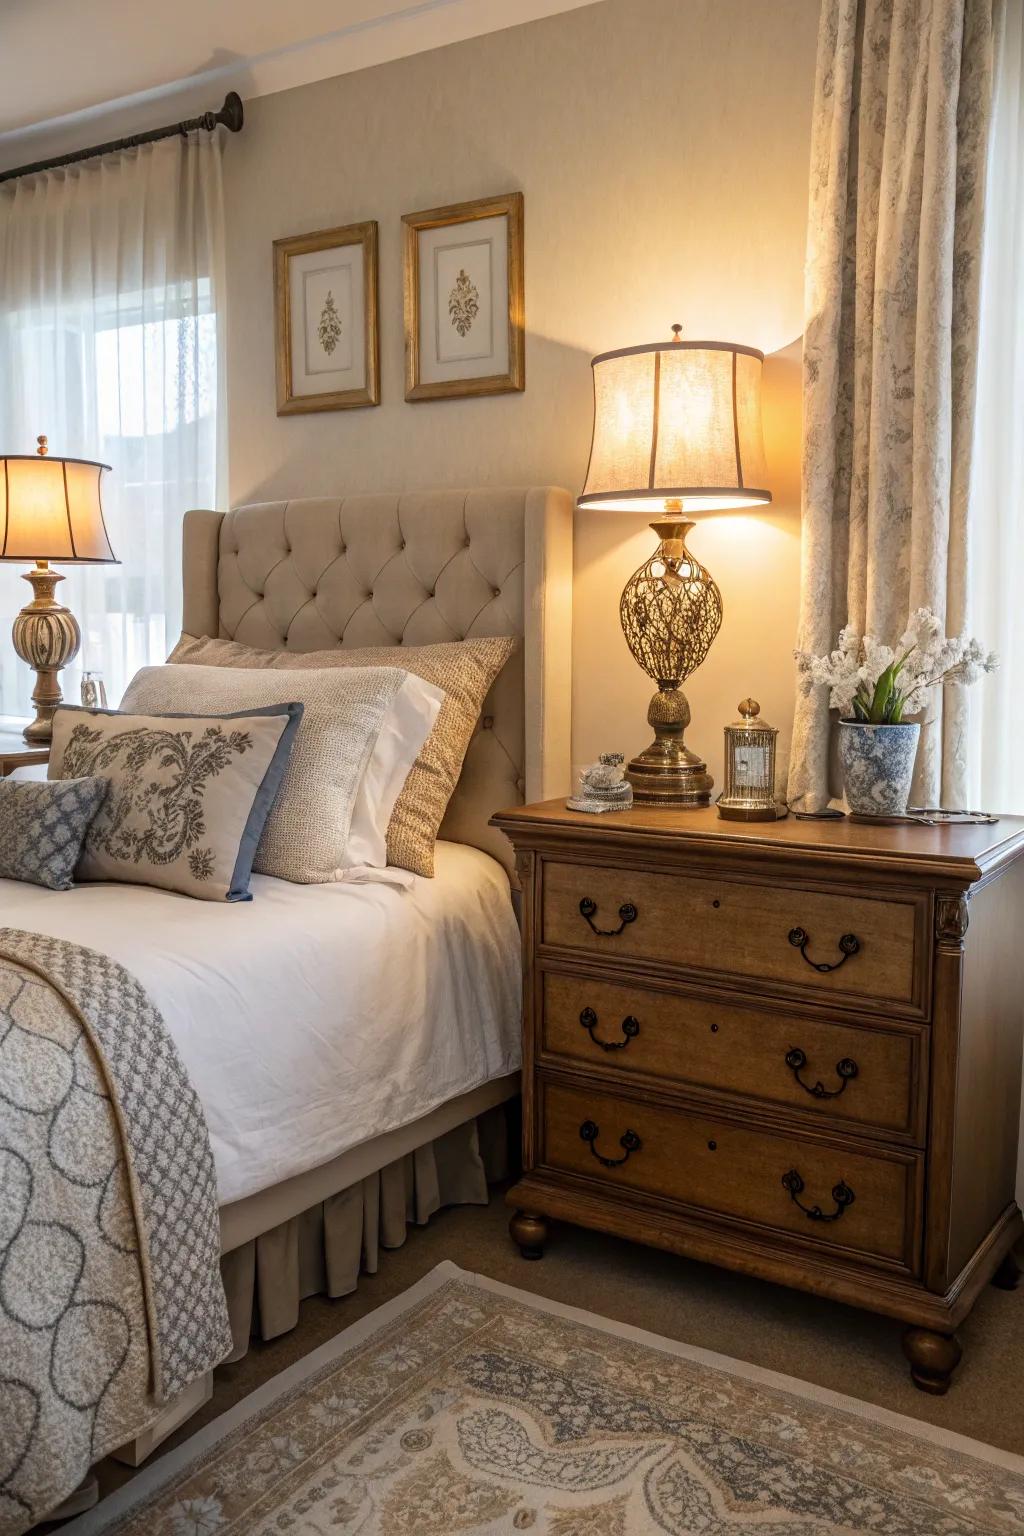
[180,487,573,875]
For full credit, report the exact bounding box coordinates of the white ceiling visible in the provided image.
[0,0,602,171]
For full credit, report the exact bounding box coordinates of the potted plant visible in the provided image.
[796,609,997,816]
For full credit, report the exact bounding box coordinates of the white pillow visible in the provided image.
[121,663,433,883]
[347,673,443,867]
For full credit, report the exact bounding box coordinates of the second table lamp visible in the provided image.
[578,325,771,807]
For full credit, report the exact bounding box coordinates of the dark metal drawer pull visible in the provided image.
[782,1168,855,1221]
[579,1007,640,1051]
[785,1047,859,1098]
[788,927,860,972]
[579,1119,642,1167]
[579,897,638,937]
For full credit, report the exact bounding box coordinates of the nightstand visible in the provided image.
[0,720,49,776]
[491,799,1024,1394]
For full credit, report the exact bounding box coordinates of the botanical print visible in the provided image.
[789,0,994,811]
[99,1275,1024,1535]
[449,268,480,337]
[318,290,342,355]
[62,723,255,881]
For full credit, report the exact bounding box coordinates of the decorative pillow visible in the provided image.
[168,633,516,877]
[346,672,443,867]
[48,703,302,901]
[121,663,422,883]
[0,776,109,891]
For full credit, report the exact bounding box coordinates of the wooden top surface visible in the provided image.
[491,799,1024,882]
[0,721,47,764]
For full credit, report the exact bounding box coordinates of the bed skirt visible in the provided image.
[218,1104,511,1358]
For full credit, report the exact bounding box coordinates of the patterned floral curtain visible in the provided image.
[788,0,997,811]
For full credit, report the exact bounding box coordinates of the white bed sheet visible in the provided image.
[0,840,522,1206]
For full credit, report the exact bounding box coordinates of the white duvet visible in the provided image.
[0,840,521,1205]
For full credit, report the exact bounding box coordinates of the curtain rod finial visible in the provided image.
[220,93,244,135]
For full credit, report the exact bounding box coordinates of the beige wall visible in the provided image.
[224,0,817,788]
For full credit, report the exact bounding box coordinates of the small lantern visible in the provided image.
[716,699,786,821]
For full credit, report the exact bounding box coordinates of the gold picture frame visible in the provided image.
[274,221,379,414]
[402,192,524,402]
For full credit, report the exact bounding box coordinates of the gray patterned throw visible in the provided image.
[0,928,232,1535]
[0,776,108,889]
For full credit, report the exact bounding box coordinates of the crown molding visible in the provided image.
[0,0,603,174]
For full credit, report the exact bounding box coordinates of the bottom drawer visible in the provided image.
[539,1077,921,1272]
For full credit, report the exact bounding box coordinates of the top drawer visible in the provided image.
[541,860,927,1014]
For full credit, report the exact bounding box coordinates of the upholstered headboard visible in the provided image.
[180,487,573,875]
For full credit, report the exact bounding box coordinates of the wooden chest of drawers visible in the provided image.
[491,800,1024,1393]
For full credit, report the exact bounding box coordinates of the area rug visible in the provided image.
[64,1261,1024,1535]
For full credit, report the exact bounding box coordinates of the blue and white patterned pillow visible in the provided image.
[0,775,109,890]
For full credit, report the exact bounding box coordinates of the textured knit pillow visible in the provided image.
[0,775,109,891]
[168,633,516,876]
[49,703,301,901]
[122,663,418,883]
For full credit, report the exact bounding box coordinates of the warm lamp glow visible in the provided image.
[1,449,115,563]
[580,336,771,513]
[0,435,117,743]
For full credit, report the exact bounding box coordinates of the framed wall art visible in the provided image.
[402,191,524,402]
[274,221,379,413]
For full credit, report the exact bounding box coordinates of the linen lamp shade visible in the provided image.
[579,337,771,513]
[1,450,115,562]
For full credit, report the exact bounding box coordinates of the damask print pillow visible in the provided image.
[48,703,302,901]
[0,775,109,890]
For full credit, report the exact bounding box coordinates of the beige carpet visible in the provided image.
[66,1183,1024,1525]
[62,1262,1024,1534]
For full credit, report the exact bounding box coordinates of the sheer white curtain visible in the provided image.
[0,133,226,714]
[967,0,1024,812]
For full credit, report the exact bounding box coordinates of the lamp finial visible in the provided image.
[670,323,683,342]
[36,434,48,457]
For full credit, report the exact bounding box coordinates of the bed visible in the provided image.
[1,484,573,1479]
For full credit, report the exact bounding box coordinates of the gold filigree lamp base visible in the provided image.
[12,561,81,743]
[626,684,714,807]
[619,510,722,811]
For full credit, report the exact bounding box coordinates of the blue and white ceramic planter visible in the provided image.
[838,721,921,817]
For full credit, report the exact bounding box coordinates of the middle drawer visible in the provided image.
[540,970,927,1143]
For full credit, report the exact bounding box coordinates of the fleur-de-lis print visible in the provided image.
[448,269,480,337]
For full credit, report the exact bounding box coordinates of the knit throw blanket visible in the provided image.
[0,928,232,1535]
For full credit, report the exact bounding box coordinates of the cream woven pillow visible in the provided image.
[168,633,516,877]
[122,664,412,884]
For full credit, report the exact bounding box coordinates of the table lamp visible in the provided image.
[579,326,771,807]
[0,435,116,742]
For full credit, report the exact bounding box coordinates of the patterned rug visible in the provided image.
[64,1262,1024,1535]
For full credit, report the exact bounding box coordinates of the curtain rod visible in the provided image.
[0,91,244,185]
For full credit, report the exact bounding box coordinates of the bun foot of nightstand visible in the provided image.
[903,1327,963,1395]
[991,1252,1021,1290]
[510,1210,547,1260]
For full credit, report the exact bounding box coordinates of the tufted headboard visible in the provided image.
[180,487,573,876]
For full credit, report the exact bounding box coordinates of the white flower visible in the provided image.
[170,1496,225,1536]
[798,608,996,720]
[862,637,895,677]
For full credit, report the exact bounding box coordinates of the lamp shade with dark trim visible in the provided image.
[0,453,117,563]
[579,338,771,513]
